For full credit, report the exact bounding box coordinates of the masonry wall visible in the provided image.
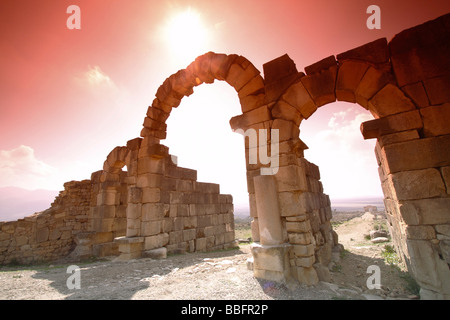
[0,180,93,264]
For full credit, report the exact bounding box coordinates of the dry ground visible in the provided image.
[0,214,419,300]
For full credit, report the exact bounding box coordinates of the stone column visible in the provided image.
[250,175,292,283]
[254,175,284,245]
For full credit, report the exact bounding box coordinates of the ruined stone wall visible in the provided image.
[364,15,450,299]
[0,180,93,264]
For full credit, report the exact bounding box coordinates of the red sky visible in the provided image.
[1,0,449,213]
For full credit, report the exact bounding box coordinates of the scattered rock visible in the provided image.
[371,237,389,243]
[370,230,389,239]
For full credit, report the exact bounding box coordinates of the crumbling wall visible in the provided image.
[0,180,93,264]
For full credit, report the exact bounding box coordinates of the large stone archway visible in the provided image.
[0,13,448,299]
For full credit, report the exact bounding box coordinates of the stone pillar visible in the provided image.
[254,175,284,245]
[250,175,293,283]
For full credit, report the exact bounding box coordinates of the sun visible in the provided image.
[163,8,209,64]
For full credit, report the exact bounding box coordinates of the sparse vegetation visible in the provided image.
[381,245,400,266]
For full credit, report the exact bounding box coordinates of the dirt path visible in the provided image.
[0,216,418,300]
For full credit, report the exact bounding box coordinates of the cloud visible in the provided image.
[84,65,115,87]
[0,145,59,190]
[74,65,115,89]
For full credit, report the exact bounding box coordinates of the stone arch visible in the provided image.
[140,52,266,142]
[259,13,450,298]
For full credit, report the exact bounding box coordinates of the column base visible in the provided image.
[250,242,293,283]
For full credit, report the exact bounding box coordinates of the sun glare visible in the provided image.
[163,9,209,64]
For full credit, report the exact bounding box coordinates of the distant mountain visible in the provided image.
[0,187,59,222]
[330,196,385,212]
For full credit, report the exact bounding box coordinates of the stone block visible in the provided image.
[254,175,285,245]
[389,168,446,200]
[355,66,391,109]
[141,188,166,203]
[379,130,420,148]
[274,165,308,192]
[361,109,422,140]
[226,63,260,92]
[286,221,311,233]
[137,143,169,159]
[141,221,162,236]
[137,157,165,175]
[293,244,315,257]
[381,135,450,173]
[96,191,119,206]
[280,80,317,119]
[368,84,416,118]
[196,237,207,252]
[441,166,450,194]
[271,100,303,126]
[136,173,163,188]
[93,218,114,233]
[239,93,265,113]
[229,105,272,131]
[295,255,315,268]
[238,75,265,98]
[420,103,450,137]
[294,266,319,286]
[141,203,166,221]
[423,73,450,105]
[304,55,336,75]
[288,232,313,245]
[251,218,260,242]
[183,228,196,241]
[337,38,389,64]
[126,203,141,220]
[169,230,183,245]
[336,60,370,103]
[264,54,298,83]
[406,239,450,294]
[402,82,430,108]
[399,198,450,225]
[142,247,167,259]
[251,243,292,277]
[405,225,436,240]
[301,65,337,107]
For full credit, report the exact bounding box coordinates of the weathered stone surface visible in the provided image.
[360,110,422,139]
[355,66,392,109]
[294,266,319,286]
[378,130,420,148]
[368,84,417,118]
[301,65,337,107]
[381,135,450,173]
[402,82,430,108]
[442,166,450,194]
[336,60,370,103]
[407,239,450,295]
[399,198,450,225]
[389,168,446,201]
[280,80,317,119]
[420,103,450,137]
[251,243,292,282]
[254,175,284,245]
[271,100,303,126]
[337,38,389,65]
[229,105,272,130]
